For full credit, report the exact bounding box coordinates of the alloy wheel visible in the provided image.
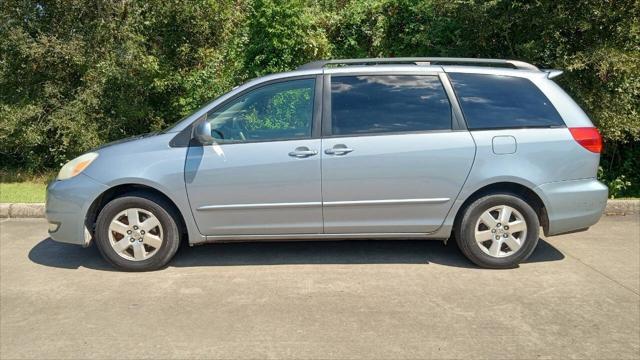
[474,205,527,258]
[107,208,164,261]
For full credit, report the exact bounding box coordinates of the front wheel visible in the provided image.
[455,194,539,269]
[94,193,181,271]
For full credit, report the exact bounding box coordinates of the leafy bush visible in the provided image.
[0,0,247,169]
[599,142,640,197]
[244,0,330,77]
[1,0,638,198]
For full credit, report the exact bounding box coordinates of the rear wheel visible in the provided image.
[95,193,181,271]
[455,193,539,268]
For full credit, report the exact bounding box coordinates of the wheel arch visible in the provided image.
[453,181,549,236]
[86,183,189,243]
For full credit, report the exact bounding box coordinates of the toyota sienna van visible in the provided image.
[46,57,608,271]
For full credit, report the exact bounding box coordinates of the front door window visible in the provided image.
[207,78,315,143]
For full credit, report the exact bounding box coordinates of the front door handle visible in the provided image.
[325,145,354,156]
[288,147,318,158]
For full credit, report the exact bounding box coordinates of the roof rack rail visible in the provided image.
[296,57,539,71]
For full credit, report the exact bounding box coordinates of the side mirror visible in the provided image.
[194,120,214,145]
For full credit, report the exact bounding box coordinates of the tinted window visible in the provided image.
[207,78,314,143]
[449,73,564,129]
[330,75,451,135]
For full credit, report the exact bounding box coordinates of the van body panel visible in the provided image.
[46,60,606,253]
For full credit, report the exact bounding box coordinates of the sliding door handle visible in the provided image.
[325,145,354,155]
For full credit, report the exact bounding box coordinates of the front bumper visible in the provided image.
[536,178,608,236]
[45,174,108,246]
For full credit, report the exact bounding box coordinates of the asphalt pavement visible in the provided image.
[1,215,638,359]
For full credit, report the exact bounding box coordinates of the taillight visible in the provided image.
[569,127,602,153]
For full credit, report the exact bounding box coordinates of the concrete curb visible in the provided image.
[1,200,638,219]
[603,199,640,216]
[1,203,46,218]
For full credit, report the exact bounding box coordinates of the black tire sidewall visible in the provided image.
[457,194,540,269]
[95,194,180,271]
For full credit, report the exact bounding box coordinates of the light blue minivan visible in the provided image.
[46,58,608,271]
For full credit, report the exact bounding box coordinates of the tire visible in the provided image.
[455,193,539,269]
[94,192,181,271]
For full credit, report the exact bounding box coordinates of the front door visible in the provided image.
[321,74,476,233]
[185,77,323,235]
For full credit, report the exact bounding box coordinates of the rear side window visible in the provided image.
[449,73,564,130]
[330,75,451,135]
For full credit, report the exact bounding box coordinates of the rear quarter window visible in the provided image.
[449,73,565,130]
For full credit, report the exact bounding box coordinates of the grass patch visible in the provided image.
[0,182,47,203]
[1,169,55,203]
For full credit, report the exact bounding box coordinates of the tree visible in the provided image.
[1,0,638,196]
[244,0,330,77]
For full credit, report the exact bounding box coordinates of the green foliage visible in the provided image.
[331,0,639,137]
[0,0,247,169]
[1,0,638,194]
[244,0,331,77]
[0,181,46,203]
[598,142,640,197]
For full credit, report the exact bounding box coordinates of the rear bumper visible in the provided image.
[536,178,608,236]
[45,174,108,246]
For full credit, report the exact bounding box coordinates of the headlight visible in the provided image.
[57,152,99,180]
